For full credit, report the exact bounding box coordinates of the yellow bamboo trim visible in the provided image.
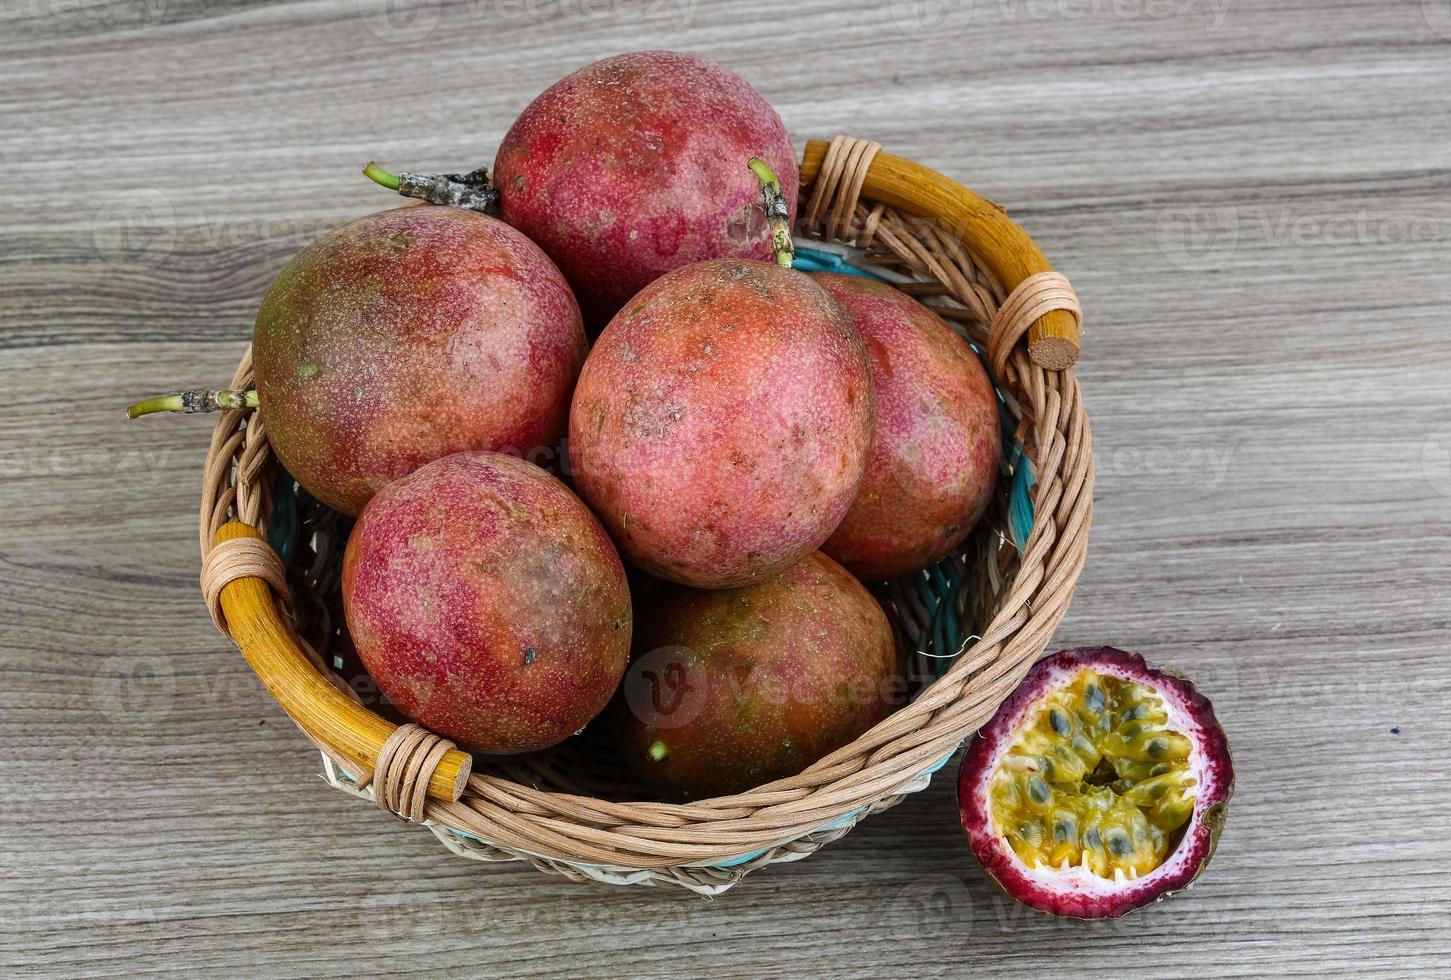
[800,140,1081,369]
[212,521,472,802]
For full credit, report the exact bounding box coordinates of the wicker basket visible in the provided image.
[197,135,1093,894]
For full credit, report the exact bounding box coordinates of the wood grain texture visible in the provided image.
[2,0,1449,975]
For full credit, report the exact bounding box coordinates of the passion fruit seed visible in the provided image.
[988,670,1198,880]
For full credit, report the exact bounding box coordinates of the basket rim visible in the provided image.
[197,135,1094,883]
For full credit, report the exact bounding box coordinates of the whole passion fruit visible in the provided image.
[254,206,586,516]
[342,451,631,755]
[493,51,797,329]
[957,647,1232,918]
[811,273,1001,581]
[609,552,898,799]
[568,258,874,589]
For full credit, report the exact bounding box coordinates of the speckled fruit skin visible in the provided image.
[812,273,1002,581]
[341,452,631,755]
[253,206,586,516]
[568,258,874,589]
[493,51,798,329]
[957,648,1234,919]
[610,552,898,799]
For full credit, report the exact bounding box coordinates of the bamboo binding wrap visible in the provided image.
[197,135,1093,892]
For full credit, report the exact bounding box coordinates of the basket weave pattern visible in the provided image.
[197,137,1093,893]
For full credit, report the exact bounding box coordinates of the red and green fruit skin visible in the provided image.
[812,273,1002,580]
[957,647,1233,919]
[254,206,586,516]
[610,552,898,799]
[493,50,797,329]
[568,258,874,589]
[341,451,631,755]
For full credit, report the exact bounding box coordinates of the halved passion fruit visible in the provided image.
[958,647,1232,918]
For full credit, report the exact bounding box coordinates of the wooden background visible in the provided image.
[3,0,1449,975]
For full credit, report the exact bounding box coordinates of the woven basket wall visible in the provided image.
[197,135,1093,894]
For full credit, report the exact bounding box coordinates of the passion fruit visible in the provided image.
[810,272,1001,581]
[609,552,898,799]
[568,258,873,589]
[493,51,798,329]
[341,451,631,755]
[253,206,586,516]
[957,647,1232,918]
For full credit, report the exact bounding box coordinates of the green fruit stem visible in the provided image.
[648,740,669,762]
[748,157,795,269]
[361,162,402,191]
[362,160,500,214]
[126,388,258,419]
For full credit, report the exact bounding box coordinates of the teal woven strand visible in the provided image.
[790,246,884,279]
[267,467,299,564]
[933,564,961,660]
[1008,452,1036,552]
[930,565,951,661]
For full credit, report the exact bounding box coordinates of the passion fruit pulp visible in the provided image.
[958,647,1232,918]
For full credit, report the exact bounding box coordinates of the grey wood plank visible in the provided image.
[3,0,1449,975]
